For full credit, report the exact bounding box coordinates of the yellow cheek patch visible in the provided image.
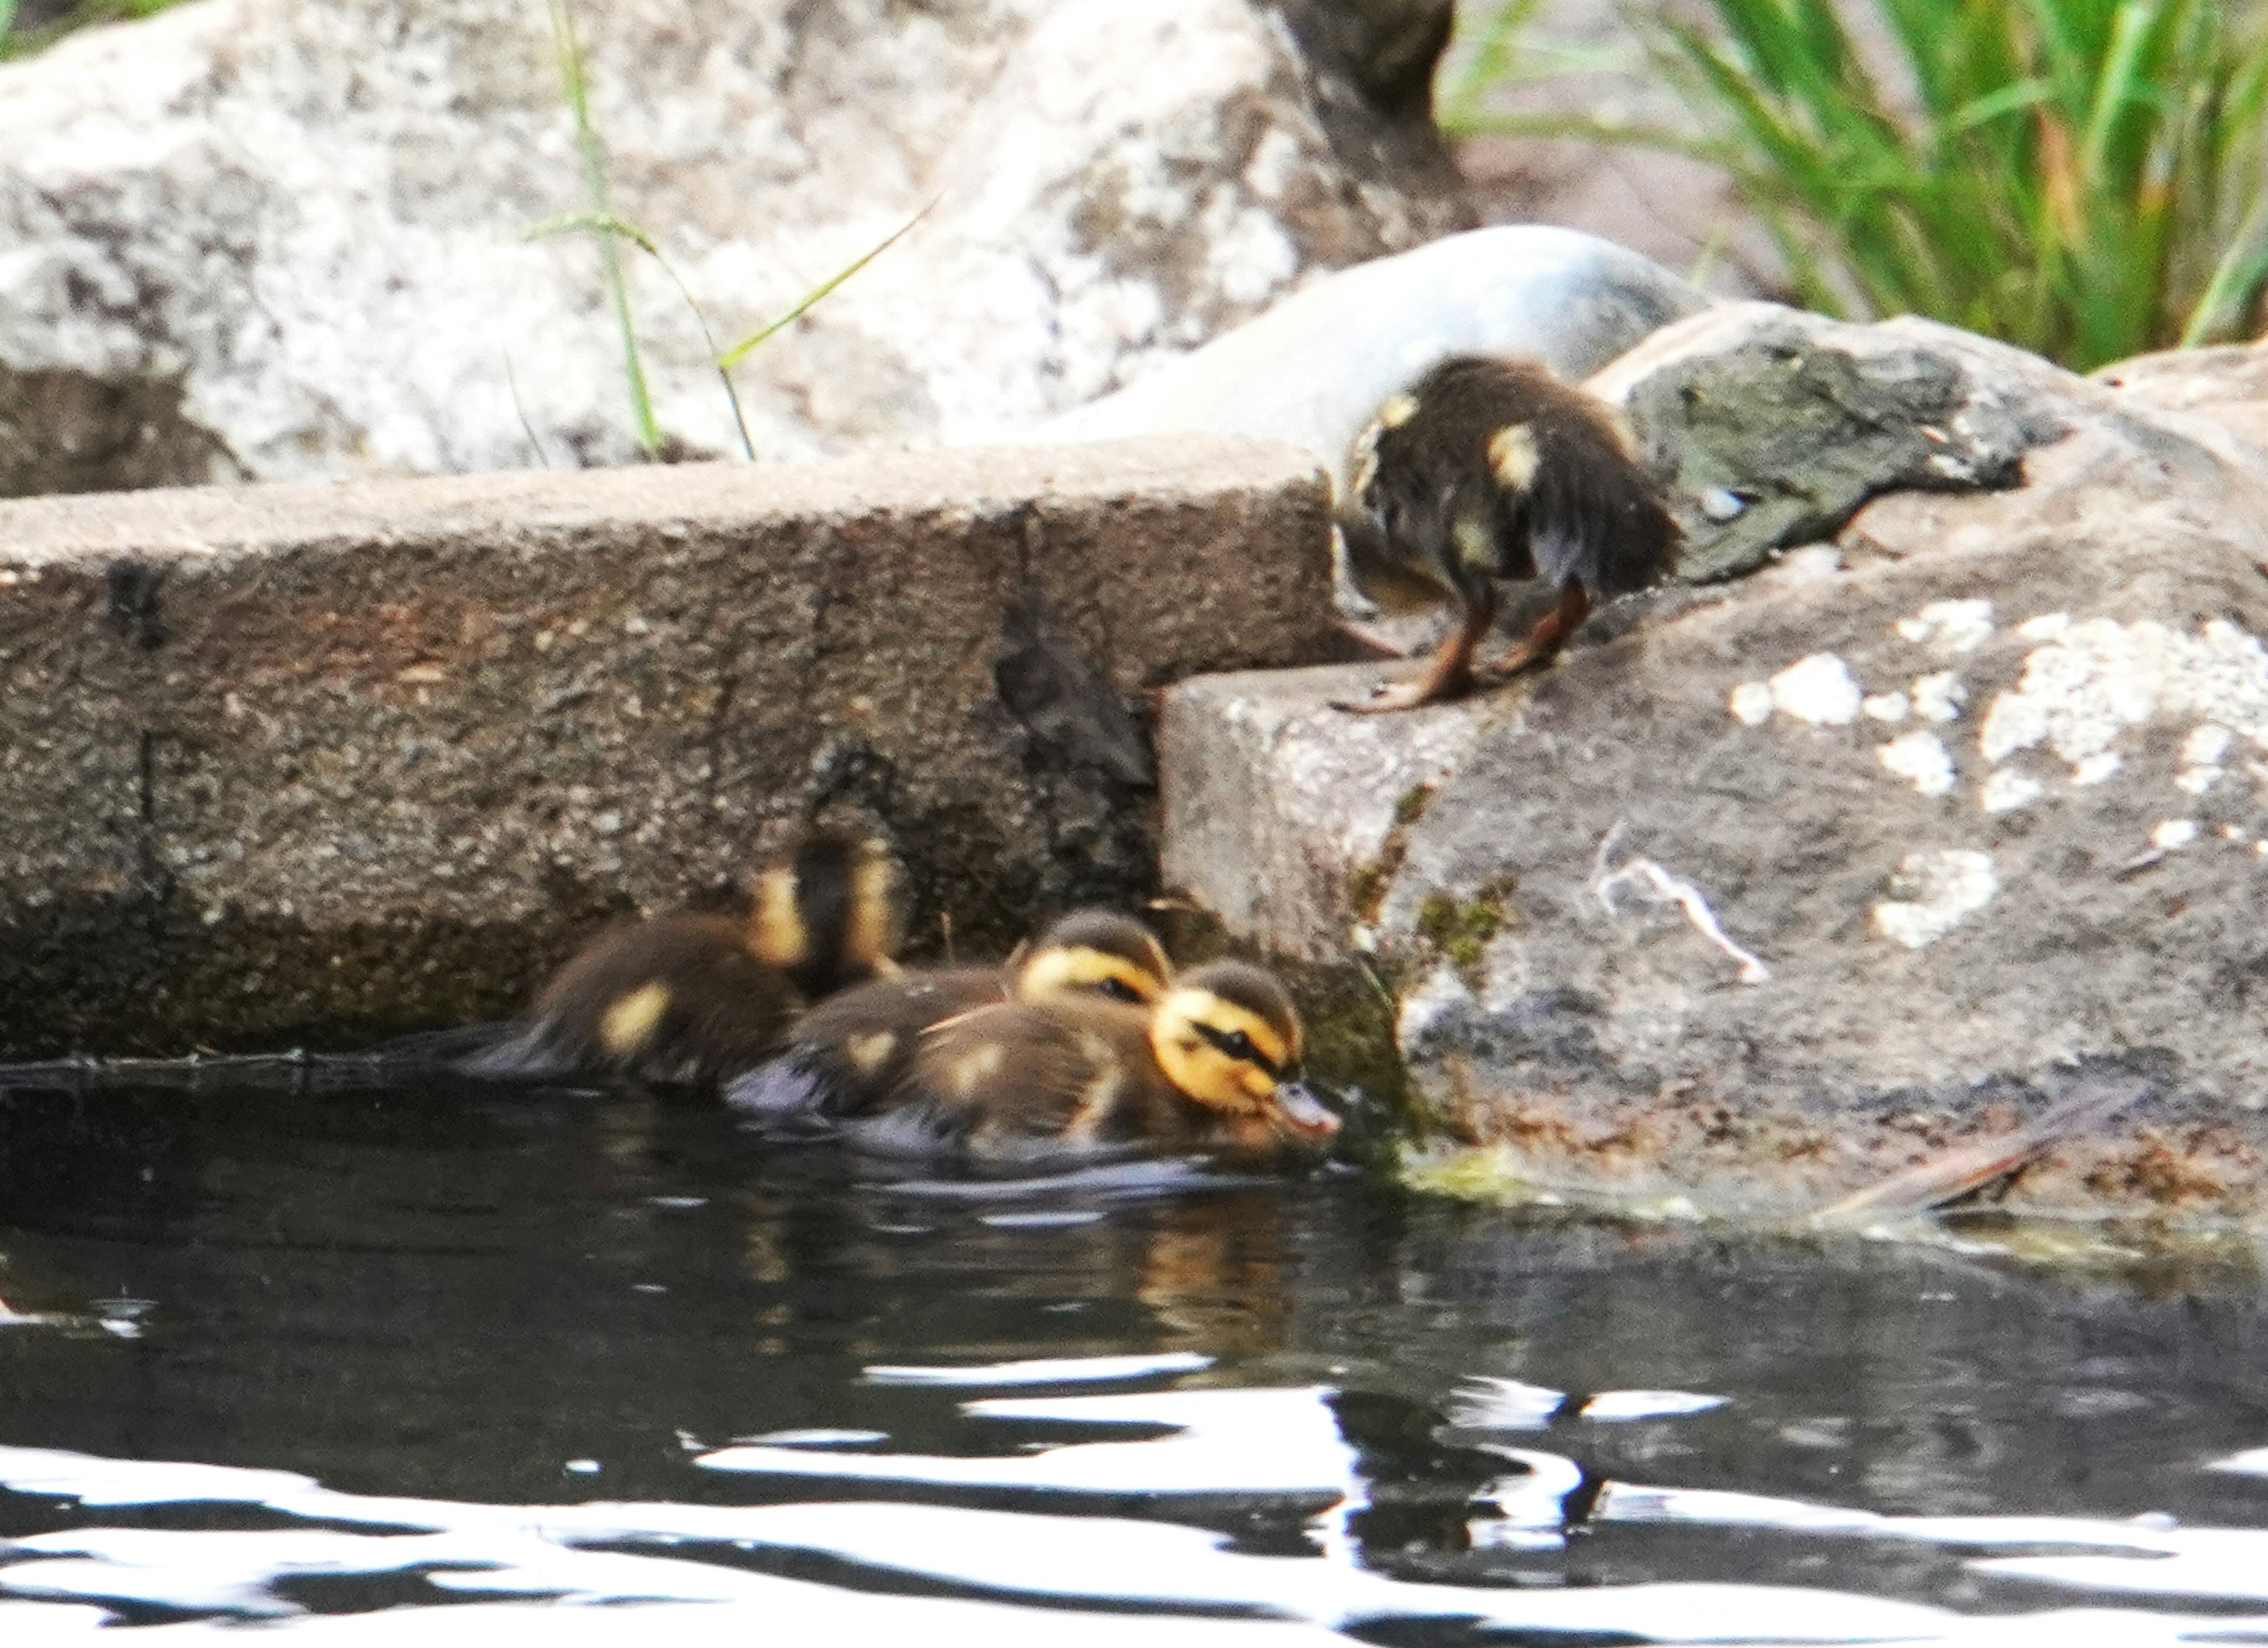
[1349,432,1380,500]
[599,982,670,1055]
[1488,422,1540,491]
[847,1031,897,1074]
[748,867,808,970]
[1378,392,1419,429]
[1018,946,1165,1004]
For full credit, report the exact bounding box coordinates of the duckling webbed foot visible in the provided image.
[1332,587,1493,714]
[1470,580,1591,685]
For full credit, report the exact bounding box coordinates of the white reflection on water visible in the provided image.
[6,1372,2268,1643]
[861,1350,1214,1386]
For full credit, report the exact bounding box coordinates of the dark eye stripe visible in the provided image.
[1193,1021,1280,1080]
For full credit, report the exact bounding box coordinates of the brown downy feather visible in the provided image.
[872,960,1336,1161]
[730,910,1172,1123]
[479,829,904,1093]
[1335,355,1680,712]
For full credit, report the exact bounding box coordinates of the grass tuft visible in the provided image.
[1450,0,2268,370]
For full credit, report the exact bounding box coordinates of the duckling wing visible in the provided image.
[1523,409,1680,600]
[734,966,1008,1123]
[519,914,803,1090]
[898,1000,1156,1158]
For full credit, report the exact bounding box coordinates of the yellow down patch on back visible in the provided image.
[748,867,808,970]
[600,982,671,1054]
[1487,422,1539,491]
[847,1031,897,1073]
[845,849,902,972]
[1378,392,1419,429]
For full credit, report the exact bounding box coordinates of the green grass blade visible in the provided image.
[719,200,933,370]
[543,0,660,458]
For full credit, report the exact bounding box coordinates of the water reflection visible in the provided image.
[4,1069,2268,1642]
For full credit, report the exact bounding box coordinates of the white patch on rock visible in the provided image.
[1728,681,1776,725]
[1862,692,1909,722]
[2072,752,2122,786]
[1873,849,1997,949]
[2018,613,2072,641]
[1981,618,2268,771]
[2152,819,2199,851]
[2176,766,2224,796]
[1980,768,2042,814]
[1768,654,1862,726]
[1896,599,1994,656]
[2184,725,2235,766]
[1911,672,1967,723]
[1878,731,1956,797]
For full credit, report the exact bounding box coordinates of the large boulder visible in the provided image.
[1161,304,2268,1222]
[1037,226,1708,491]
[0,0,1467,498]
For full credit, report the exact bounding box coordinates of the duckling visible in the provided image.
[1335,354,1680,713]
[725,909,1172,1123]
[865,959,1339,1160]
[472,830,905,1092]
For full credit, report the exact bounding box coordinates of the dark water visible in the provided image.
[5,1066,2268,1643]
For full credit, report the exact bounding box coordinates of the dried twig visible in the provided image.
[1590,822,1771,984]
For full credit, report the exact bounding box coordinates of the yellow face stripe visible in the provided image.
[599,982,670,1055]
[1018,944,1165,1004]
[1378,392,1419,429]
[1487,422,1539,491]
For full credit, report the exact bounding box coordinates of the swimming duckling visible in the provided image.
[726,909,1172,1123]
[1335,354,1680,713]
[868,959,1338,1160]
[473,830,905,1092]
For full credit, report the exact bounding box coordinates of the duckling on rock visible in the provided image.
[471,830,905,1093]
[854,959,1340,1161]
[725,908,1173,1125]
[1335,353,1680,714]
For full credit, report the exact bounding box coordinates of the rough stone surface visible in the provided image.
[0,436,1339,1056]
[1161,311,2268,1223]
[1038,226,1707,496]
[1599,304,2055,583]
[0,0,1466,498]
[2096,341,2268,455]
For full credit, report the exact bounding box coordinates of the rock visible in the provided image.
[0,435,1338,1056]
[1596,304,2057,582]
[0,0,1465,499]
[2095,341,2268,455]
[1038,226,1708,492]
[1161,308,2268,1222]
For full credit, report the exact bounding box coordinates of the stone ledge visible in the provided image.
[0,435,1338,1056]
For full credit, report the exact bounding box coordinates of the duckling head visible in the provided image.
[748,830,907,998]
[1014,910,1173,1007]
[1148,960,1338,1144]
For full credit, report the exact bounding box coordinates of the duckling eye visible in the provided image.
[1192,1021,1280,1078]
[1096,977,1146,1004]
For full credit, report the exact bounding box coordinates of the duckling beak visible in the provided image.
[1263,1081,1340,1142]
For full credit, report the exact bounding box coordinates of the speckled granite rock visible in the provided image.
[0,0,1465,498]
[1161,310,2268,1222]
[0,436,1337,1055]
